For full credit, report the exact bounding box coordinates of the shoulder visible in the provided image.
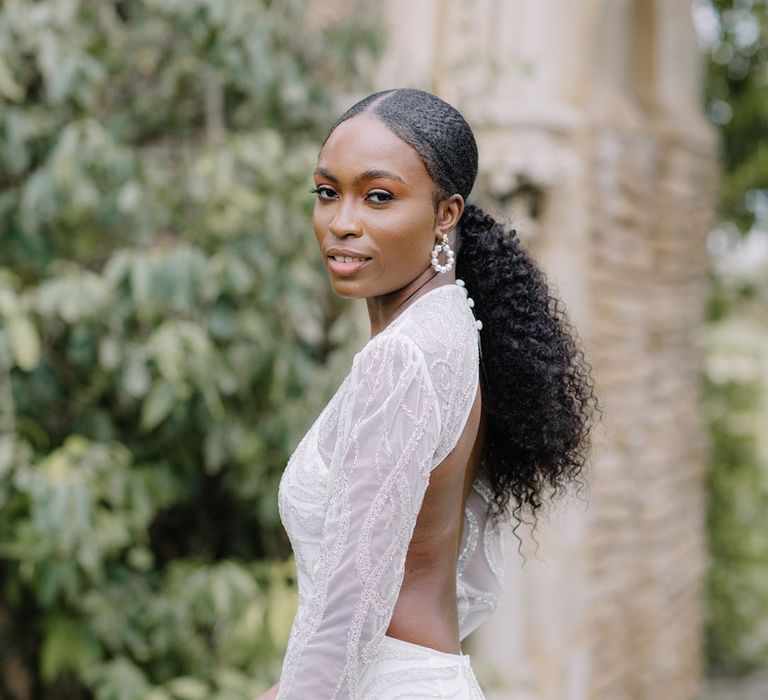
[397,287,481,461]
[353,287,480,458]
[351,331,428,381]
[394,285,478,367]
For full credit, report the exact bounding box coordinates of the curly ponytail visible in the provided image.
[326,89,600,525]
[457,204,599,522]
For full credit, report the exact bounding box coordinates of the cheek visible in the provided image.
[403,204,437,246]
[374,209,434,258]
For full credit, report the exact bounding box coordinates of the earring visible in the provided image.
[430,233,454,273]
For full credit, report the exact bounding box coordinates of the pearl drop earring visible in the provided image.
[430,234,454,273]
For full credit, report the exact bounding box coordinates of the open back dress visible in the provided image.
[276,281,506,699]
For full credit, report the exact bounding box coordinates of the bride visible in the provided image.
[258,88,598,699]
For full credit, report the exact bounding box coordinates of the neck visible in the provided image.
[366,268,456,338]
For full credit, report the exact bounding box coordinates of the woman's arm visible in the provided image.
[276,333,443,699]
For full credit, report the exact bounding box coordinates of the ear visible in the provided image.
[435,194,465,241]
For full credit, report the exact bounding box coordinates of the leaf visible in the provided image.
[145,691,173,700]
[40,615,100,681]
[84,658,150,699]
[7,314,41,371]
[166,676,209,700]
[122,352,151,398]
[98,336,122,370]
[211,572,232,617]
[140,381,176,431]
[130,255,152,308]
[0,55,24,102]
[203,424,227,474]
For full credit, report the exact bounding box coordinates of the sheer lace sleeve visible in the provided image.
[276,332,443,699]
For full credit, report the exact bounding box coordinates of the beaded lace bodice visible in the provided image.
[276,282,506,699]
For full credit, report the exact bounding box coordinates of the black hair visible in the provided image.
[324,88,600,527]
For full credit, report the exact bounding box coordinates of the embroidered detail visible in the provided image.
[360,667,461,700]
[457,509,478,576]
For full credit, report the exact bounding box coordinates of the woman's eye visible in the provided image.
[366,190,394,203]
[310,186,336,200]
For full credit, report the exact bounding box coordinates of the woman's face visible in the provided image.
[312,114,458,299]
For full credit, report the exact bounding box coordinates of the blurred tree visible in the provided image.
[0,1,380,698]
[696,0,768,673]
[701,0,767,237]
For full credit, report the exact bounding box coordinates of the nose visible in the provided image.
[328,197,363,238]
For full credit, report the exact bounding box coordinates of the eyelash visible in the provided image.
[310,186,394,204]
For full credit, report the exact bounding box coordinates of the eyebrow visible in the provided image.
[313,167,405,185]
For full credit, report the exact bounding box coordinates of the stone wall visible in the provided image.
[321,1,720,697]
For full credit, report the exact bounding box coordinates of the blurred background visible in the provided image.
[0,1,765,699]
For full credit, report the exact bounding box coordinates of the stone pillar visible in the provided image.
[328,0,719,697]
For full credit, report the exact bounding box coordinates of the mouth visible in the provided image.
[327,255,372,276]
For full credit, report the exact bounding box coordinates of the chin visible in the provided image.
[329,281,366,300]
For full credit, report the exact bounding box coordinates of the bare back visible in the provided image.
[387,381,486,653]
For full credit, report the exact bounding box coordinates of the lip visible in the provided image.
[326,247,372,258]
[327,255,372,276]
[325,247,373,276]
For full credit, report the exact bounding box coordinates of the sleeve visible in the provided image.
[276,333,443,700]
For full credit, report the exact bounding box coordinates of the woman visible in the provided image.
[260,88,598,699]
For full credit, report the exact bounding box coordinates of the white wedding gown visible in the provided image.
[276,282,506,699]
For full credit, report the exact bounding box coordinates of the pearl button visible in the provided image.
[476,320,483,330]
[454,279,465,287]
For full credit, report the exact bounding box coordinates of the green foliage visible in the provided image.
[698,0,768,673]
[701,0,768,232]
[703,310,768,670]
[0,1,381,697]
